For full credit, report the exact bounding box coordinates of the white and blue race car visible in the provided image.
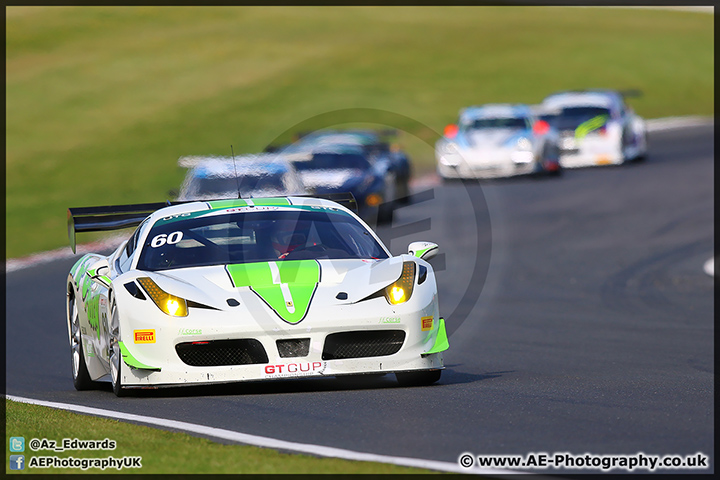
[435,103,561,180]
[66,195,447,396]
[539,89,648,167]
[175,154,307,201]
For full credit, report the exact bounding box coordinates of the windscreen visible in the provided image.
[550,106,611,130]
[292,153,371,172]
[137,208,389,271]
[185,174,286,198]
[463,117,528,131]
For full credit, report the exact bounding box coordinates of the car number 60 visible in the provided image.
[151,231,183,248]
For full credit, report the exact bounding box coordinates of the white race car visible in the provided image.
[435,103,561,180]
[539,89,648,167]
[66,195,447,396]
[175,154,307,201]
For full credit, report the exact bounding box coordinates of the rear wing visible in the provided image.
[67,193,358,253]
[290,192,358,213]
[67,202,170,254]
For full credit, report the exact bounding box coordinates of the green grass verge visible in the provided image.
[6,6,713,258]
[5,399,438,474]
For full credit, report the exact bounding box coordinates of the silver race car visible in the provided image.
[66,195,448,396]
[436,103,561,180]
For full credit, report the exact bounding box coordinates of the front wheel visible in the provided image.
[109,295,127,397]
[69,292,96,391]
[395,369,441,387]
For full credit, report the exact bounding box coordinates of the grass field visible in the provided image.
[5,7,713,258]
[5,399,437,474]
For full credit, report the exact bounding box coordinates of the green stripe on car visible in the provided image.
[575,114,609,139]
[227,260,320,324]
[425,317,449,354]
[118,341,161,371]
[207,198,290,209]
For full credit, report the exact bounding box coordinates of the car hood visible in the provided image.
[461,129,524,149]
[137,257,404,324]
[298,169,363,189]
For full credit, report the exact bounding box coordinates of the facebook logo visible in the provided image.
[9,437,25,452]
[9,455,25,470]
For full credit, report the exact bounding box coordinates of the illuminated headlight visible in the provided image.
[384,261,416,305]
[365,193,382,207]
[137,277,188,317]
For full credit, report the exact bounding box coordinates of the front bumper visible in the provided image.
[436,147,537,179]
[558,136,623,168]
[115,288,446,387]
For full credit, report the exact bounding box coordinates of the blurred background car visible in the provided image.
[176,154,307,201]
[268,128,412,204]
[539,89,648,167]
[435,103,561,180]
[285,144,395,224]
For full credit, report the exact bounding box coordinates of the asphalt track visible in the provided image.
[5,123,714,474]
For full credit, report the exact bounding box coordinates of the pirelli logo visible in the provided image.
[421,316,433,331]
[134,329,156,344]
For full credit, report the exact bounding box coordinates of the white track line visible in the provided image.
[645,116,713,132]
[6,394,522,475]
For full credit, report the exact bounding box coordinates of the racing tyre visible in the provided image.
[377,202,394,225]
[68,290,96,391]
[395,369,441,387]
[634,129,648,162]
[109,294,127,397]
[395,176,411,205]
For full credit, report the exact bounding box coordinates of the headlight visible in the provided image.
[384,261,416,305]
[136,277,188,317]
[365,193,382,207]
[442,142,461,156]
[516,137,532,151]
[439,142,461,166]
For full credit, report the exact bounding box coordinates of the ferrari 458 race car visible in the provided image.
[435,103,561,180]
[539,89,648,167]
[66,195,448,396]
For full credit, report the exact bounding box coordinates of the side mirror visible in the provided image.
[88,259,111,287]
[408,241,438,261]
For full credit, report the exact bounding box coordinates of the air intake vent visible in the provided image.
[175,339,268,366]
[322,330,405,360]
[277,338,311,358]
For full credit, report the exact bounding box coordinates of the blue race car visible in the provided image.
[285,144,395,225]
